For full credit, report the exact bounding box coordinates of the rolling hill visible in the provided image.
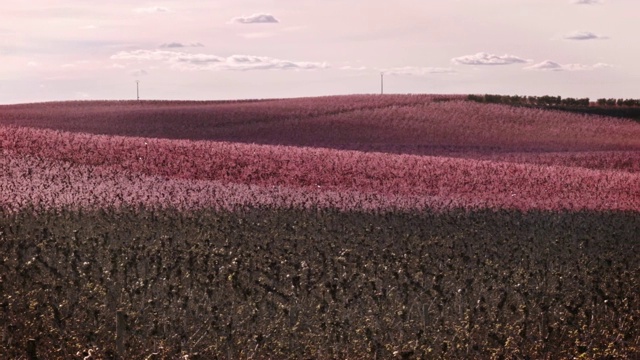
[1,95,638,359]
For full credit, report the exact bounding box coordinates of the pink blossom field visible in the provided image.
[1,95,639,213]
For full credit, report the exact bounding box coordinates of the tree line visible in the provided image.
[468,94,640,108]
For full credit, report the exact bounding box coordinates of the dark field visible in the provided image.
[1,208,638,359]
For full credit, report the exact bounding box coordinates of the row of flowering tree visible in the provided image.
[2,125,639,214]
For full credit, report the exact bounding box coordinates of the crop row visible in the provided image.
[3,152,472,213]
[2,131,639,212]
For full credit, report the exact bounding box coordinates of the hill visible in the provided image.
[1,95,639,359]
[2,95,639,153]
[2,95,639,213]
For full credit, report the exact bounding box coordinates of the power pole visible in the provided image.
[136,80,140,101]
[380,73,384,95]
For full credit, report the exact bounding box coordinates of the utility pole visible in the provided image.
[136,80,140,101]
[380,73,384,95]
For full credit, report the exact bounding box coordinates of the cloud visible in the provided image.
[524,60,611,71]
[112,50,224,66]
[133,7,170,14]
[381,66,456,76]
[452,52,531,65]
[563,31,607,40]
[111,50,327,71]
[222,55,327,71]
[231,14,279,24]
[524,61,564,71]
[339,66,368,71]
[131,69,148,77]
[571,0,601,4]
[159,42,204,48]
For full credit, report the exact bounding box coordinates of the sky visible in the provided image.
[1,0,638,104]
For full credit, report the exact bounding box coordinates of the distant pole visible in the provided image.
[380,73,384,95]
[136,80,140,101]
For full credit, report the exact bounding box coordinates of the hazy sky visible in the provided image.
[1,0,638,103]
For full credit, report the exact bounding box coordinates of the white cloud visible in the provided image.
[571,0,601,4]
[112,50,223,66]
[452,52,531,65]
[223,55,327,71]
[340,66,368,71]
[133,7,170,14]
[525,60,611,71]
[381,66,456,76]
[111,50,327,71]
[175,53,225,66]
[159,42,204,48]
[231,14,279,24]
[563,31,607,40]
[525,61,564,71]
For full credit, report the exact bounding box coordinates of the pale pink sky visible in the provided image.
[1,0,638,103]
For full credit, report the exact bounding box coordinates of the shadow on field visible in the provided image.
[1,208,638,359]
